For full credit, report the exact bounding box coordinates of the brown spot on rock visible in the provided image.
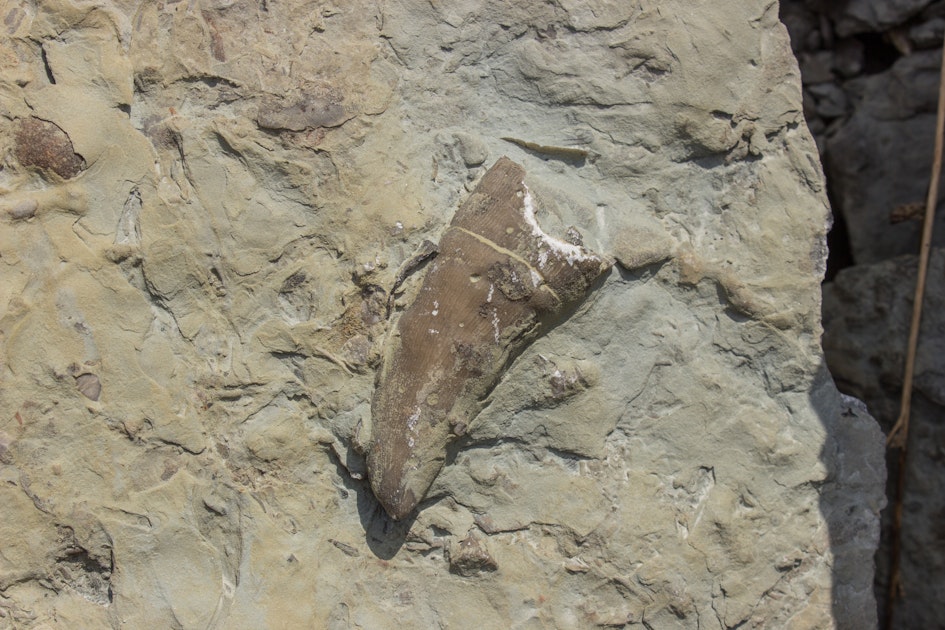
[14,117,85,179]
[201,10,227,61]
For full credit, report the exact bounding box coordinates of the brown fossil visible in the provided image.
[367,156,612,520]
[14,117,85,179]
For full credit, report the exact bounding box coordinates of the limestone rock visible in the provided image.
[0,0,883,628]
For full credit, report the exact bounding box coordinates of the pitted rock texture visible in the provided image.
[0,1,883,628]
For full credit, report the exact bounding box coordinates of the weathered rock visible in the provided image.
[823,249,945,629]
[824,251,945,419]
[807,82,849,119]
[825,50,945,264]
[813,0,932,37]
[256,85,351,131]
[782,2,945,625]
[0,0,883,628]
[909,17,945,50]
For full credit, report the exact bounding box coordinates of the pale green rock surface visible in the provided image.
[1,1,883,628]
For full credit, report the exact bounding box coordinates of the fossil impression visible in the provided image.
[367,156,612,519]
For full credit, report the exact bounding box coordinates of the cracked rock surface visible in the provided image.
[0,1,884,628]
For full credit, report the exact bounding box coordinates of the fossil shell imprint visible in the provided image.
[367,156,612,520]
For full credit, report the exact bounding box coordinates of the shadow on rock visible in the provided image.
[356,478,415,560]
[813,361,887,628]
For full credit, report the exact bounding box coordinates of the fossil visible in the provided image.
[14,117,85,179]
[75,373,102,401]
[366,156,611,520]
[500,136,590,165]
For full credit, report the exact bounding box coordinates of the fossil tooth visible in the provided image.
[367,156,611,520]
[75,373,102,401]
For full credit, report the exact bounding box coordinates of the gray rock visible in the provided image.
[815,0,932,36]
[823,249,945,629]
[799,50,836,84]
[808,82,849,118]
[909,17,945,49]
[824,50,945,264]
[781,2,821,53]
[833,38,865,79]
[0,0,883,628]
[824,251,945,419]
[819,394,888,630]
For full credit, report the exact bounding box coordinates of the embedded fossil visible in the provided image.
[367,157,611,520]
[500,136,590,165]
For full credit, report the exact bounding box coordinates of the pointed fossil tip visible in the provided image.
[373,481,417,521]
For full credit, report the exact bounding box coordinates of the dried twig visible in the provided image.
[884,32,945,629]
[886,33,945,446]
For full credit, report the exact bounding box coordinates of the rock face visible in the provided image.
[0,1,883,628]
[783,1,945,625]
[782,0,945,267]
[823,250,945,629]
[819,0,936,37]
[824,51,945,264]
